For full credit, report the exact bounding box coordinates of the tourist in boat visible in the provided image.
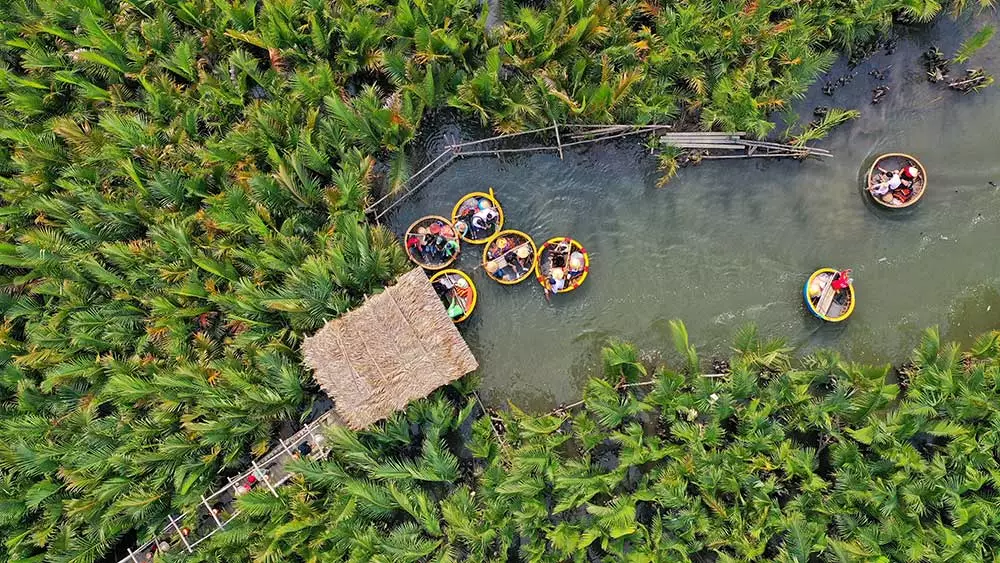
[567,250,585,279]
[504,250,521,277]
[446,296,465,319]
[406,233,423,258]
[549,268,567,292]
[871,170,902,196]
[471,206,499,236]
[514,245,532,272]
[442,237,459,259]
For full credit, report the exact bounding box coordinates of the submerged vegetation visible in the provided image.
[0,0,991,561]
[190,324,1000,561]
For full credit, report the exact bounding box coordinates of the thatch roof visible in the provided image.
[302,267,479,429]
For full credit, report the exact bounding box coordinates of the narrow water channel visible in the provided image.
[389,15,1000,410]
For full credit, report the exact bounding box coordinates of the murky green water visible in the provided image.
[389,16,1000,410]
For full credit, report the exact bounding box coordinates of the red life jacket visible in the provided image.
[831,271,851,291]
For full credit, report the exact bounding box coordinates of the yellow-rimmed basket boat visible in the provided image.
[866,153,927,208]
[430,269,477,323]
[482,229,537,285]
[803,268,855,322]
[404,215,460,271]
[535,237,590,294]
[452,188,504,244]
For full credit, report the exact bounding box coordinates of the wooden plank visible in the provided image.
[743,140,832,155]
[815,283,837,317]
[661,142,748,150]
[661,134,742,141]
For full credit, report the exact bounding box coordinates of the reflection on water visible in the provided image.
[388,16,1000,410]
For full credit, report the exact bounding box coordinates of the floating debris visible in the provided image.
[868,66,890,81]
[923,46,949,83]
[871,85,890,104]
[948,68,994,93]
[821,72,858,96]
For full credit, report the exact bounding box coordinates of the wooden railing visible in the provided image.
[116,410,341,562]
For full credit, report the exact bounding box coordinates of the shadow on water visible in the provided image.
[388,14,1000,410]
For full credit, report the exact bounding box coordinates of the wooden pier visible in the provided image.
[657,131,833,159]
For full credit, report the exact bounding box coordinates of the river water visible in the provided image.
[389,14,1000,410]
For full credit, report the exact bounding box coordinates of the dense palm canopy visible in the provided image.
[0,0,973,561]
[187,324,1000,562]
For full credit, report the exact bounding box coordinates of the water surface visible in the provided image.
[389,15,1000,410]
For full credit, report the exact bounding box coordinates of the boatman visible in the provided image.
[831,269,853,292]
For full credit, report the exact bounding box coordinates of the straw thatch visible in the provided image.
[302,267,479,429]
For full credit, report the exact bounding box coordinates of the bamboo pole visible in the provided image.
[373,154,457,220]
[473,390,508,451]
[168,514,193,553]
[364,148,453,212]
[443,125,556,150]
[202,495,225,530]
[252,460,279,497]
[553,118,563,160]
[545,374,728,416]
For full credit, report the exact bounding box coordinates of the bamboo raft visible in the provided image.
[658,132,833,159]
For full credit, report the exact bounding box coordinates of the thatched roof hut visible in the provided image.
[302,267,479,429]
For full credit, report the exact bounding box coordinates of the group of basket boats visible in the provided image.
[405,153,925,325]
[404,189,590,323]
[804,152,927,322]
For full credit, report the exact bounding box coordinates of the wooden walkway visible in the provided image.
[115,410,341,562]
[658,131,833,159]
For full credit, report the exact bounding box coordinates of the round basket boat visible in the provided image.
[430,269,477,323]
[803,268,855,322]
[452,188,504,244]
[403,215,460,270]
[866,153,927,208]
[482,229,537,285]
[535,237,590,294]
